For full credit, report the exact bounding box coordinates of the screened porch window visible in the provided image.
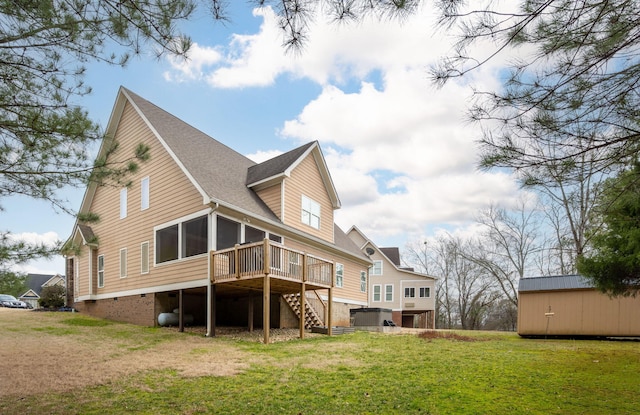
[155,215,209,264]
[156,224,178,264]
[182,216,208,257]
[216,216,240,250]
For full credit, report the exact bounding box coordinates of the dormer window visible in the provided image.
[301,195,320,229]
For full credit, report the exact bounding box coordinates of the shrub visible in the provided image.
[39,285,66,308]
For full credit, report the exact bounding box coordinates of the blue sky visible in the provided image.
[5,2,529,275]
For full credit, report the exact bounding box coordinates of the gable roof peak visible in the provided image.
[86,87,278,222]
[246,140,341,209]
[246,141,317,186]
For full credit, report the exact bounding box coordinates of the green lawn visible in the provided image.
[1,312,638,415]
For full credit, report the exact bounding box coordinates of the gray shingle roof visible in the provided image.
[77,224,95,243]
[118,88,367,263]
[246,142,316,186]
[380,247,401,266]
[334,224,371,262]
[518,275,595,292]
[25,274,56,295]
[124,88,278,221]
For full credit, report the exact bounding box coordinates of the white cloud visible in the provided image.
[246,149,283,163]
[162,4,530,247]
[8,231,60,248]
[163,42,223,83]
[12,259,64,276]
[205,8,293,88]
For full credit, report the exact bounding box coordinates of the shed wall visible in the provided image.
[518,289,640,336]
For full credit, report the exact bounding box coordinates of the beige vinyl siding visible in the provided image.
[285,239,368,304]
[73,245,92,298]
[256,183,282,219]
[346,229,367,249]
[283,155,334,242]
[86,101,209,295]
[366,251,435,311]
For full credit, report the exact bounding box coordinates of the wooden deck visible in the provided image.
[210,239,334,292]
[209,239,335,342]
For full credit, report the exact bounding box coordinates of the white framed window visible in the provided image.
[370,260,382,275]
[268,233,282,243]
[155,212,209,265]
[97,255,104,288]
[405,287,415,298]
[181,215,208,258]
[420,287,431,298]
[373,285,381,302]
[301,195,320,229]
[120,188,127,219]
[140,242,149,274]
[119,248,127,278]
[335,263,344,288]
[385,284,393,302]
[360,271,367,292]
[141,177,150,210]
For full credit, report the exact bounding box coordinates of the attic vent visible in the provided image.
[365,247,375,255]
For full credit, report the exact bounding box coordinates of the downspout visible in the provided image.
[206,202,219,337]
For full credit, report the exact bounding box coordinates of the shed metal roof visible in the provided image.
[518,275,595,292]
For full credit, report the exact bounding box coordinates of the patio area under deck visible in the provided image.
[209,239,335,343]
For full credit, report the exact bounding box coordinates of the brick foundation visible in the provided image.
[74,294,157,326]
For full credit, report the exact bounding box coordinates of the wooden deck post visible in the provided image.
[327,287,333,336]
[263,274,270,344]
[209,284,216,337]
[178,289,184,333]
[234,244,240,279]
[299,283,306,339]
[263,238,270,275]
[248,294,254,332]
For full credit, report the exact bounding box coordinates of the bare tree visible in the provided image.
[406,235,499,329]
[405,238,454,328]
[462,200,544,308]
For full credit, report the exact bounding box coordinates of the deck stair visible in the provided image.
[282,293,324,329]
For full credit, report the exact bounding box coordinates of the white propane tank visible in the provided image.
[157,312,194,326]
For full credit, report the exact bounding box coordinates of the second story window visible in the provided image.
[404,287,415,298]
[370,260,382,275]
[141,177,150,210]
[301,195,320,229]
[360,271,367,292]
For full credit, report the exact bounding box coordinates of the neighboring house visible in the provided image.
[518,275,640,337]
[347,226,437,328]
[63,87,371,342]
[19,274,66,309]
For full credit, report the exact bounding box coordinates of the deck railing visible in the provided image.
[211,239,334,288]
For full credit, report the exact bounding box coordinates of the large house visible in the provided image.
[347,226,437,328]
[64,87,371,342]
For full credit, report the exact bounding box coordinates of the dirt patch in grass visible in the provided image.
[0,308,254,398]
[417,330,479,342]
